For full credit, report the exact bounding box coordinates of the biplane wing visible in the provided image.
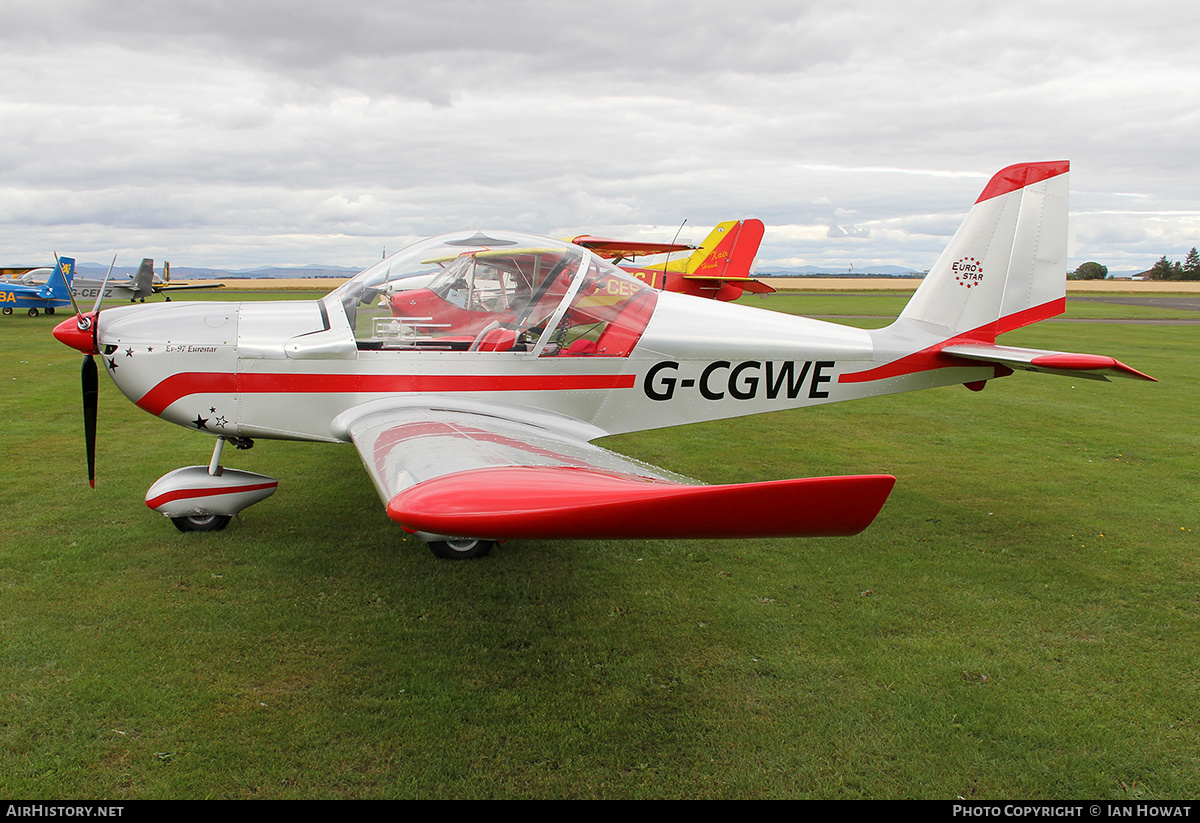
[335,399,894,542]
[144,261,224,298]
[569,236,695,261]
[618,219,773,299]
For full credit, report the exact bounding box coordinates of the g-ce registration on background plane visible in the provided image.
[54,161,1153,558]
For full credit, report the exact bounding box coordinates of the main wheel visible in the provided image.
[45,307,55,315]
[27,308,38,317]
[2,307,11,315]
[171,514,232,532]
[426,538,496,559]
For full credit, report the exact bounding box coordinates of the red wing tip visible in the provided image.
[1029,353,1156,381]
[387,467,896,540]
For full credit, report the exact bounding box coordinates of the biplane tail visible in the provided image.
[681,219,764,279]
[654,219,772,300]
[866,161,1154,384]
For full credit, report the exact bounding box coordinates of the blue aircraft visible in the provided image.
[1,257,75,317]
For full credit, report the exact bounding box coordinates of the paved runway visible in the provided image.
[1069,295,1200,312]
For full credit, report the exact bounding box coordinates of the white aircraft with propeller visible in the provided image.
[54,161,1153,558]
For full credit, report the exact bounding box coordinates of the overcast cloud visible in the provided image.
[1,0,1198,272]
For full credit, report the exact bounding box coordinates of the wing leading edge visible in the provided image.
[338,400,895,542]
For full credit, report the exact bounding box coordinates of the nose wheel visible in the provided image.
[171,514,232,532]
[146,438,277,530]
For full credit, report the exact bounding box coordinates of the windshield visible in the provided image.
[334,230,658,356]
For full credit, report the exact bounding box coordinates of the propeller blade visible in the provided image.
[91,254,117,314]
[83,354,98,488]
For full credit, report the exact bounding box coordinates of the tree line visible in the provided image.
[1147,248,1200,280]
[1070,248,1200,281]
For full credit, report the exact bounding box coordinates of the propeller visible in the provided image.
[83,349,98,487]
[54,253,116,488]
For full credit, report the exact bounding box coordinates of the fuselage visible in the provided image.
[85,288,990,445]
[58,229,1005,448]
[70,278,141,302]
[1,283,71,310]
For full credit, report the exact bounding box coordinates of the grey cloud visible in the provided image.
[0,1,1197,270]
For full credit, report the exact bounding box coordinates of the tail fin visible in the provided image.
[682,219,765,279]
[132,259,155,299]
[896,161,1070,342]
[640,219,772,300]
[859,161,1154,385]
[42,257,75,300]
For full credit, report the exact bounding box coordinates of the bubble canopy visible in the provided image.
[332,230,659,357]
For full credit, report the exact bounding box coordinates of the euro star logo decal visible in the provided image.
[953,257,983,289]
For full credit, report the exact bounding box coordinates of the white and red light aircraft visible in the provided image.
[54,161,1153,558]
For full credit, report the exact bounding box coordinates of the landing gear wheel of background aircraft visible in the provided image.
[2,307,11,315]
[171,514,232,533]
[426,538,497,560]
[28,308,38,317]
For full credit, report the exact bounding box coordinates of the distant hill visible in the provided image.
[73,260,929,280]
[74,263,363,280]
[757,264,924,278]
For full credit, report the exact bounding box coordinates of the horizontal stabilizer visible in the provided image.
[386,466,895,540]
[941,343,1156,382]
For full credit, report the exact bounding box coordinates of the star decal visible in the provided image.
[192,414,209,430]
[215,415,228,428]
[125,347,134,357]
[105,358,118,372]
[953,256,983,289]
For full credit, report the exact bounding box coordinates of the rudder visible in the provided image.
[897,161,1070,343]
[42,257,75,300]
[133,259,155,299]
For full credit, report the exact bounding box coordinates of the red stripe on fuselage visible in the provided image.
[136,372,238,414]
[839,297,1065,385]
[135,371,637,416]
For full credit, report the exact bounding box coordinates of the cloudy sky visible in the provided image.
[2,0,1198,273]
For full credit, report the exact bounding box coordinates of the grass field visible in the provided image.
[0,292,1195,799]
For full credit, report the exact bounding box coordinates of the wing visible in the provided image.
[569,236,695,260]
[336,398,895,541]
